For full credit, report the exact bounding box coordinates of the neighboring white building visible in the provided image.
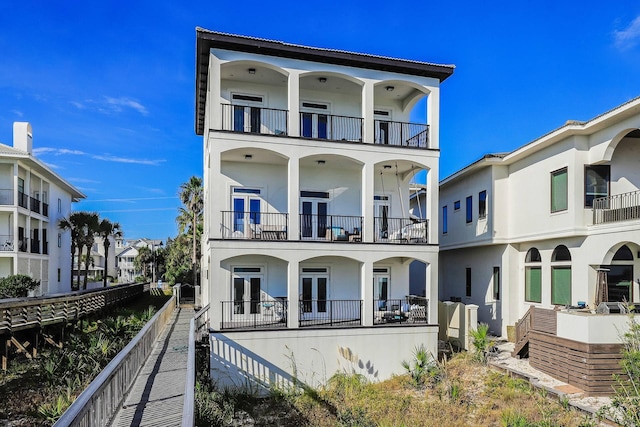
[0,122,85,295]
[116,238,163,283]
[439,97,640,338]
[196,29,454,388]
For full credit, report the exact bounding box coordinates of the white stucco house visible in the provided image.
[196,28,454,388]
[439,97,640,395]
[0,122,85,295]
[115,238,163,283]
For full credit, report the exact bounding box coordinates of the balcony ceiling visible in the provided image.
[222,149,287,165]
[221,64,287,87]
[300,155,363,172]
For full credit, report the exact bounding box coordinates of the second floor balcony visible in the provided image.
[593,190,640,225]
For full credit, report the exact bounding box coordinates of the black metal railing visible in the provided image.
[42,241,49,255]
[373,296,429,325]
[373,217,428,244]
[221,211,289,240]
[0,235,14,251]
[221,104,288,136]
[18,191,28,209]
[593,190,640,224]
[374,120,429,149]
[300,112,363,142]
[30,239,40,254]
[220,298,288,330]
[299,299,362,327]
[30,196,40,214]
[299,214,363,242]
[0,189,13,205]
[42,202,49,217]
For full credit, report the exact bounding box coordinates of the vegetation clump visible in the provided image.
[0,274,40,298]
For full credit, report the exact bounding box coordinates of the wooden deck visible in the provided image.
[110,307,193,426]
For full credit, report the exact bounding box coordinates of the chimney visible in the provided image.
[13,122,33,154]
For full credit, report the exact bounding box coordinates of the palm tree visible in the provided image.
[98,219,122,287]
[178,176,203,286]
[58,211,88,290]
[135,246,153,279]
[76,212,99,290]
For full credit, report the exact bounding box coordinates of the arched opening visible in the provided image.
[524,248,542,303]
[551,245,572,305]
[600,244,635,302]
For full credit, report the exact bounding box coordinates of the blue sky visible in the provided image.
[1,1,639,241]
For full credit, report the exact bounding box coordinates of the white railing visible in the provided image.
[182,304,210,427]
[593,190,640,224]
[53,296,177,427]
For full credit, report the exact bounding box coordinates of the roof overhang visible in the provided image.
[195,28,455,135]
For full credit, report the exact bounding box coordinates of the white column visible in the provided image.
[209,55,222,131]
[287,259,299,328]
[361,80,375,144]
[288,157,300,241]
[427,258,439,328]
[426,87,440,150]
[362,163,374,242]
[427,163,439,245]
[287,70,300,137]
[465,304,479,351]
[209,144,223,239]
[209,251,224,331]
[361,260,373,326]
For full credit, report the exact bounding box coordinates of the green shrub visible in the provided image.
[0,274,40,298]
[470,323,494,363]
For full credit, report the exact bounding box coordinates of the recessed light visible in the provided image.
[248,68,256,74]
[383,165,392,169]
[385,86,394,92]
[245,154,253,160]
[318,77,327,83]
[317,160,326,165]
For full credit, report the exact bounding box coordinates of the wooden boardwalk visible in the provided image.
[110,307,193,427]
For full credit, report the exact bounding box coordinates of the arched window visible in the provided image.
[613,245,634,261]
[525,248,542,303]
[551,245,571,305]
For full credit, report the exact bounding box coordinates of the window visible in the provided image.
[454,200,460,211]
[18,178,24,194]
[551,245,572,305]
[465,267,472,297]
[525,248,542,303]
[479,191,487,219]
[585,165,610,208]
[57,198,62,213]
[57,233,62,248]
[442,206,448,234]
[493,267,500,300]
[57,268,61,282]
[466,196,473,223]
[551,168,568,212]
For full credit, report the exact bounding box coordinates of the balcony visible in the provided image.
[299,214,362,242]
[593,191,640,225]
[373,296,429,325]
[300,113,363,142]
[221,211,288,240]
[374,218,428,244]
[0,235,14,251]
[42,202,49,217]
[221,298,288,330]
[18,192,28,209]
[30,196,40,214]
[374,120,429,149]
[221,104,288,136]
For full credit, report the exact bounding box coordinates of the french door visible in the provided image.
[300,272,329,317]
[374,195,390,239]
[232,273,262,319]
[301,199,328,239]
[232,188,261,237]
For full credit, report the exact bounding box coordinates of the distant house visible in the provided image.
[0,122,85,295]
[195,28,454,387]
[439,97,640,395]
[116,238,163,283]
